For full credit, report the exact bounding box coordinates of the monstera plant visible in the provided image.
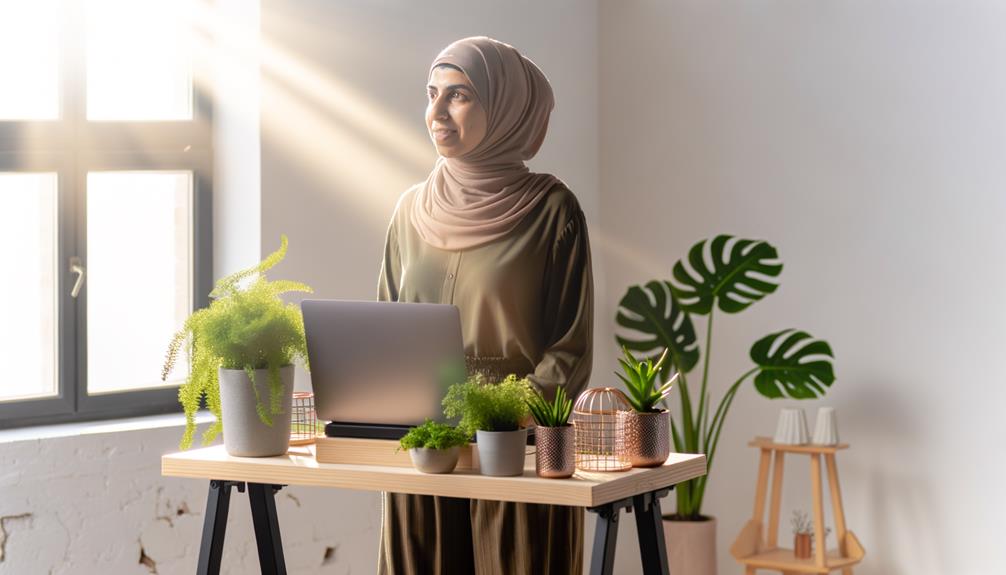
[615,235,835,521]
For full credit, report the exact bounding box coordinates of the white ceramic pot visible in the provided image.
[408,446,461,474]
[663,515,717,575]
[475,428,528,476]
[774,407,810,445]
[219,365,294,457]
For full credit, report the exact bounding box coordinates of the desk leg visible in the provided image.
[248,483,288,575]
[197,480,243,575]
[633,488,670,575]
[588,497,633,575]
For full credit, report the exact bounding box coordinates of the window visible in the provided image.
[0,0,212,428]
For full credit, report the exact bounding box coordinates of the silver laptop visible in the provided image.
[302,300,466,437]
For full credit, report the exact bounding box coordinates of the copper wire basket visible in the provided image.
[572,388,632,472]
[289,391,318,446]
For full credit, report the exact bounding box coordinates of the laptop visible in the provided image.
[302,300,466,439]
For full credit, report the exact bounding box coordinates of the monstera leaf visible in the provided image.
[615,280,699,376]
[750,329,835,399]
[670,235,783,315]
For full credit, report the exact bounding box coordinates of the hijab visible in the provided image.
[410,36,561,250]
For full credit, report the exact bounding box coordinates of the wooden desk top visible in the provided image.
[162,446,706,507]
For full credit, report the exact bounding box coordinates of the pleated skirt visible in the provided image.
[377,492,583,575]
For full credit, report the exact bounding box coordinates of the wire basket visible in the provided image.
[572,387,632,472]
[290,391,318,446]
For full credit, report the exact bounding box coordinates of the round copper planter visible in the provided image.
[618,410,671,467]
[535,425,575,478]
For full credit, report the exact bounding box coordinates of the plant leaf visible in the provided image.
[670,235,782,315]
[750,329,835,399]
[615,281,700,377]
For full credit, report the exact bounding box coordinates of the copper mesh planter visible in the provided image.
[535,425,575,478]
[572,388,632,472]
[618,409,670,467]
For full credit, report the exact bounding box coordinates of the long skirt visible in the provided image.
[377,493,583,575]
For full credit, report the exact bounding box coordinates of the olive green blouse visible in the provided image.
[377,183,593,401]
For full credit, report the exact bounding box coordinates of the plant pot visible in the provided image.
[408,446,461,474]
[618,409,670,467]
[663,515,717,575]
[475,428,528,477]
[794,532,813,559]
[219,366,294,457]
[535,425,575,478]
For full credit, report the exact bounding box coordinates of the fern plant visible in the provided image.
[616,346,676,413]
[162,235,313,449]
[615,235,836,520]
[442,373,534,434]
[526,386,573,427]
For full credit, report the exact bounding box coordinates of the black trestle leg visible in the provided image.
[633,491,670,575]
[248,483,288,575]
[588,498,630,575]
[197,480,241,575]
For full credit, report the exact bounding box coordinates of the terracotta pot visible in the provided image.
[663,515,717,575]
[534,425,575,478]
[618,409,670,467]
[794,532,813,559]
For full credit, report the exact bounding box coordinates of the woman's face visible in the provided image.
[426,65,487,158]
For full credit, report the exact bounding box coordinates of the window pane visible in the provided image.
[0,1,60,120]
[85,0,194,121]
[87,171,191,394]
[0,173,58,402]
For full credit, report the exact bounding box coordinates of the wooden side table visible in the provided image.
[730,437,865,574]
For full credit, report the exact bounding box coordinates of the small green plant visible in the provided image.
[442,373,534,434]
[398,420,470,452]
[616,346,676,413]
[161,235,313,450]
[526,386,573,427]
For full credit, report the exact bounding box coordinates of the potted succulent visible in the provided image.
[615,235,837,575]
[791,510,830,559]
[443,373,534,477]
[526,386,575,478]
[162,235,313,456]
[615,346,677,467]
[398,419,471,474]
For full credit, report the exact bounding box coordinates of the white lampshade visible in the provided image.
[812,407,840,446]
[773,408,809,445]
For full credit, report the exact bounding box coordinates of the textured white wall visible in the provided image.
[599,1,1006,574]
[0,424,380,574]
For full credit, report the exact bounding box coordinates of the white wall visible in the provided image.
[599,1,1006,574]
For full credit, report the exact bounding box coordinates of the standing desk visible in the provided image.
[162,446,706,575]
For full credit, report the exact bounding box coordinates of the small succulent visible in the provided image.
[527,386,573,428]
[616,346,677,413]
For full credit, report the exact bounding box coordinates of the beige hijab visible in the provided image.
[410,36,561,250]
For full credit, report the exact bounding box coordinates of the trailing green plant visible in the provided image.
[616,346,676,413]
[526,386,573,428]
[398,420,471,451]
[442,373,534,434]
[615,235,836,520]
[162,235,313,450]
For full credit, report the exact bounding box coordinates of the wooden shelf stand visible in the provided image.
[730,437,865,574]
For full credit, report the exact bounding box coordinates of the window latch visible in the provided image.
[70,257,86,298]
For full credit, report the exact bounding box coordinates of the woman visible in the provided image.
[377,36,593,575]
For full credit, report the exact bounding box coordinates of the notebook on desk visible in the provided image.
[302,299,467,440]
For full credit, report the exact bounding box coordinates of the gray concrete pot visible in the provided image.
[219,366,294,457]
[408,446,461,474]
[475,428,528,476]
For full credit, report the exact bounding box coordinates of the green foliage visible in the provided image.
[616,346,675,413]
[162,235,313,450]
[398,420,471,451]
[614,235,836,520]
[526,386,573,428]
[442,373,534,434]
